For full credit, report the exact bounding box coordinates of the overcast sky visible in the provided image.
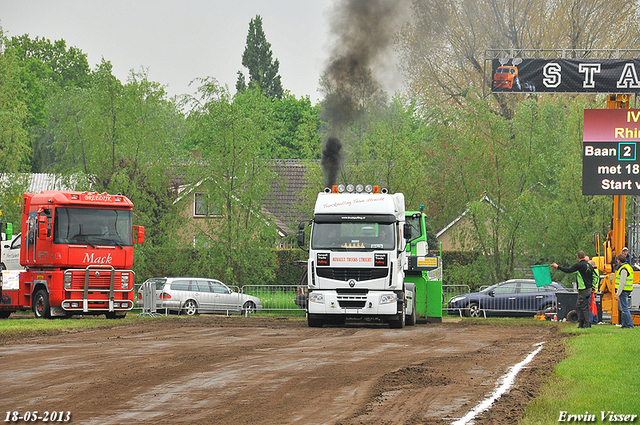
[1,0,336,102]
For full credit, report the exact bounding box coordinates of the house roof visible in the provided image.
[0,173,80,193]
[263,160,311,235]
[173,160,313,237]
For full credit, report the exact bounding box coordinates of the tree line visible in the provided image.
[2,2,637,287]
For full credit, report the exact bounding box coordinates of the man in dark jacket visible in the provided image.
[551,251,593,328]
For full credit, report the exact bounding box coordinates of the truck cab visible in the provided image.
[493,66,521,91]
[300,185,414,328]
[1,191,144,319]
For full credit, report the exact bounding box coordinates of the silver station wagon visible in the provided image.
[140,277,262,316]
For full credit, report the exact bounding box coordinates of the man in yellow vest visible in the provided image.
[613,253,635,329]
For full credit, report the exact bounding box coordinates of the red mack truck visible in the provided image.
[0,191,144,319]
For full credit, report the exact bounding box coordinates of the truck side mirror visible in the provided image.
[297,221,306,248]
[134,226,145,244]
[37,216,50,240]
[403,223,412,241]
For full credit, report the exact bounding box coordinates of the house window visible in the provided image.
[194,193,219,217]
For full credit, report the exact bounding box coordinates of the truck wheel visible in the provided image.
[33,290,50,319]
[307,314,324,328]
[406,285,417,326]
[0,311,11,319]
[513,76,522,91]
[389,306,406,329]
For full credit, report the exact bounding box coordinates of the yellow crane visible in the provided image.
[594,94,640,326]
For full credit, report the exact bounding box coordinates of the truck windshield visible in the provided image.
[54,208,133,246]
[311,222,395,250]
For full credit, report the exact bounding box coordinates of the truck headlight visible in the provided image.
[380,293,397,304]
[121,273,130,289]
[63,273,72,289]
[309,292,324,304]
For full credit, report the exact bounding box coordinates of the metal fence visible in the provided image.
[241,285,305,312]
[136,281,558,318]
[136,283,306,317]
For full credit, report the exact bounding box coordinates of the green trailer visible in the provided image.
[405,209,443,323]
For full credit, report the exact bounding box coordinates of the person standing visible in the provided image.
[588,259,600,324]
[613,253,635,329]
[551,251,593,328]
[622,247,633,265]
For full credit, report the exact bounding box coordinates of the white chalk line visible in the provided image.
[451,341,546,425]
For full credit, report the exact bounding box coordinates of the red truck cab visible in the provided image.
[1,191,144,318]
[492,66,521,90]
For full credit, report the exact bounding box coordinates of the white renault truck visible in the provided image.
[297,184,415,328]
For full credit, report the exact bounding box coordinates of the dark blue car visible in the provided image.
[447,279,568,318]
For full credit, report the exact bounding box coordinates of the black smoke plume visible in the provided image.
[321,137,343,188]
[319,1,409,188]
[321,0,410,130]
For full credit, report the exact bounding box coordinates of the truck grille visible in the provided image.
[69,272,119,289]
[338,300,367,309]
[316,268,388,281]
[336,290,368,309]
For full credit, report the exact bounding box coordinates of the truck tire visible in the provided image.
[389,304,406,329]
[0,311,11,319]
[405,284,417,326]
[33,289,50,319]
[307,313,324,328]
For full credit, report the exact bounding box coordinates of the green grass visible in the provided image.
[521,324,640,424]
[0,314,153,339]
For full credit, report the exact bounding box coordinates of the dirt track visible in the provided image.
[0,316,567,425]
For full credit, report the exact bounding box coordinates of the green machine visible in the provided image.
[405,208,443,322]
[1,222,13,241]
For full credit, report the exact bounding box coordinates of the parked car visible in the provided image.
[447,279,568,318]
[137,277,262,315]
[1,233,22,271]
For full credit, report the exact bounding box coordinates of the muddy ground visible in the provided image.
[0,315,568,425]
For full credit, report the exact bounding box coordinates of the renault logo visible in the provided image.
[348,279,356,288]
[95,271,100,278]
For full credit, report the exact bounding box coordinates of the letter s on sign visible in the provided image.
[543,63,561,88]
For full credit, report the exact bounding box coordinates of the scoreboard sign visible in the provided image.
[583,109,640,195]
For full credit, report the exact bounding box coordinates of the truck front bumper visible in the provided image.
[307,290,400,315]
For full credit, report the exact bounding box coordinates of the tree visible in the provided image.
[418,92,614,284]
[184,79,278,286]
[271,92,321,159]
[236,15,283,100]
[45,61,185,245]
[0,30,31,173]
[396,0,640,115]
[3,34,92,171]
